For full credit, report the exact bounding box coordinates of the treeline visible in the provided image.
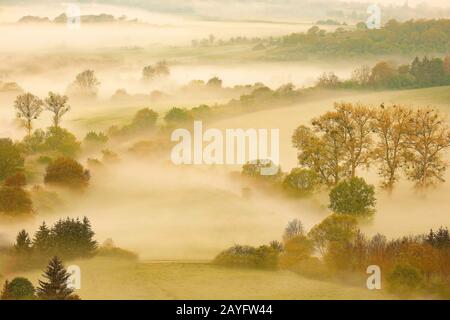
[317,55,450,90]
[215,217,450,298]
[13,217,97,266]
[273,19,450,59]
[191,20,450,60]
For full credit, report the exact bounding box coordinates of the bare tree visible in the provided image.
[14,93,43,136]
[44,92,70,128]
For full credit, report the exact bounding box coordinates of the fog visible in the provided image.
[0,2,449,264]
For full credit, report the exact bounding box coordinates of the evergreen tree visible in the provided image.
[36,256,75,300]
[15,230,32,254]
[33,222,53,256]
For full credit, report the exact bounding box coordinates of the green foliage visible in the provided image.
[84,131,108,144]
[308,214,358,255]
[387,263,424,293]
[164,107,193,125]
[329,177,376,216]
[36,256,76,300]
[125,108,158,132]
[1,277,35,300]
[282,168,321,197]
[41,127,81,158]
[276,20,450,59]
[0,138,24,180]
[44,157,90,189]
[214,244,279,270]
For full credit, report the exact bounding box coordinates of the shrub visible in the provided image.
[308,214,358,255]
[96,239,138,260]
[279,235,314,268]
[214,244,279,270]
[282,168,321,197]
[1,277,35,300]
[329,177,376,216]
[44,158,90,189]
[387,263,424,293]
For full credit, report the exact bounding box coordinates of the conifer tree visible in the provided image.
[33,222,52,256]
[15,230,32,254]
[36,256,75,300]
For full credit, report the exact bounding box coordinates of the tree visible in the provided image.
[15,230,32,254]
[282,168,321,196]
[372,105,414,189]
[351,65,371,86]
[44,157,90,189]
[0,138,24,180]
[164,107,193,125]
[129,108,158,131]
[50,217,97,259]
[404,108,450,188]
[36,256,75,300]
[0,187,33,216]
[142,61,170,80]
[67,70,100,98]
[44,92,70,128]
[14,93,43,136]
[316,72,340,88]
[206,77,222,88]
[42,127,81,157]
[329,177,376,216]
[292,125,344,186]
[369,61,397,87]
[0,278,35,300]
[142,65,156,80]
[3,172,26,187]
[329,103,374,178]
[283,219,305,241]
[33,222,52,256]
[308,214,358,255]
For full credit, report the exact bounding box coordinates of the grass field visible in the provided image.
[12,257,394,300]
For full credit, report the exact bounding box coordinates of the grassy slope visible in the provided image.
[14,257,393,300]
